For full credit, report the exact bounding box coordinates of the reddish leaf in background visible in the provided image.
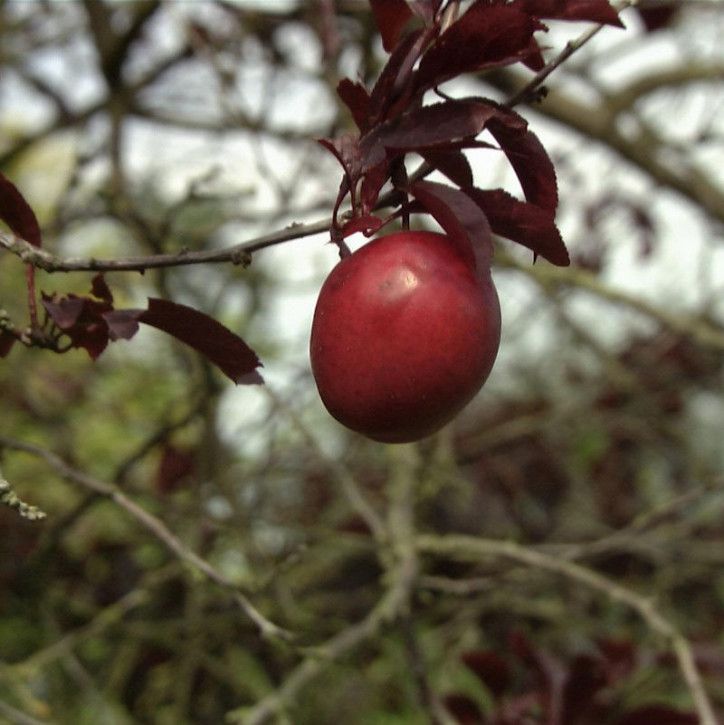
[487,120,559,212]
[615,705,698,725]
[139,298,263,384]
[155,444,196,495]
[461,650,512,697]
[637,2,680,32]
[369,0,413,52]
[0,330,16,358]
[414,3,544,94]
[516,0,624,27]
[336,79,371,131]
[0,172,42,247]
[443,694,484,724]
[409,180,494,270]
[468,188,569,265]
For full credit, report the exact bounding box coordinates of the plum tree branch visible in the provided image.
[0,435,292,643]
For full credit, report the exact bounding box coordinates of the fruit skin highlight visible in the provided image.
[310,230,501,443]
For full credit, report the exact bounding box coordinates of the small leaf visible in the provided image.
[443,694,484,724]
[516,0,625,27]
[422,149,474,188]
[415,3,544,93]
[467,188,569,265]
[91,273,113,304]
[409,180,494,270]
[139,298,263,384]
[102,309,142,341]
[42,291,113,359]
[361,99,523,171]
[341,214,384,239]
[615,705,698,725]
[461,650,512,697]
[155,445,196,495]
[337,79,371,131]
[370,0,414,52]
[487,121,558,212]
[368,28,430,123]
[0,172,42,247]
[0,330,16,358]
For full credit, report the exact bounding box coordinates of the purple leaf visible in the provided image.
[42,292,112,360]
[139,298,263,384]
[370,0,414,52]
[461,650,511,698]
[368,28,430,123]
[615,706,698,725]
[487,120,559,212]
[341,214,384,239]
[443,694,484,724]
[91,273,114,304]
[337,79,371,131]
[415,3,544,93]
[0,330,16,358]
[103,309,142,341]
[516,0,625,27]
[467,188,569,265]
[0,172,42,247]
[422,149,474,188]
[409,180,494,270]
[361,99,524,171]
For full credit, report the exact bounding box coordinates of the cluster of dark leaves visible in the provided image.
[321,0,623,268]
[445,633,698,724]
[0,172,262,383]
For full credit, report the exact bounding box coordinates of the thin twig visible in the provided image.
[0,435,292,643]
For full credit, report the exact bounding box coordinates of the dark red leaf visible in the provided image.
[422,149,474,188]
[0,172,42,247]
[515,0,624,27]
[560,654,608,723]
[415,3,544,93]
[337,79,371,131]
[370,0,414,52]
[637,3,680,32]
[368,28,430,123]
[139,298,263,384]
[443,694,484,724]
[360,161,391,214]
[317,134,362,183]
[91,274,113,304]
[0,330,16,358]
[467,188,569,265]
[615,705,698,725]
[487,121,558,212]
[155,445,196,495]
[407,0,437,24]
[102,309,142,341]
[42,295,87,330]
[341,214,384,239]
[461,650,511,697]
[361,99,524,171]
[42,292,112,359]
[409,180,494,270]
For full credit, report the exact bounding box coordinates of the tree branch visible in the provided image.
[0,435,292,643]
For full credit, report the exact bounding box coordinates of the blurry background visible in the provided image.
[0,1,723,723]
